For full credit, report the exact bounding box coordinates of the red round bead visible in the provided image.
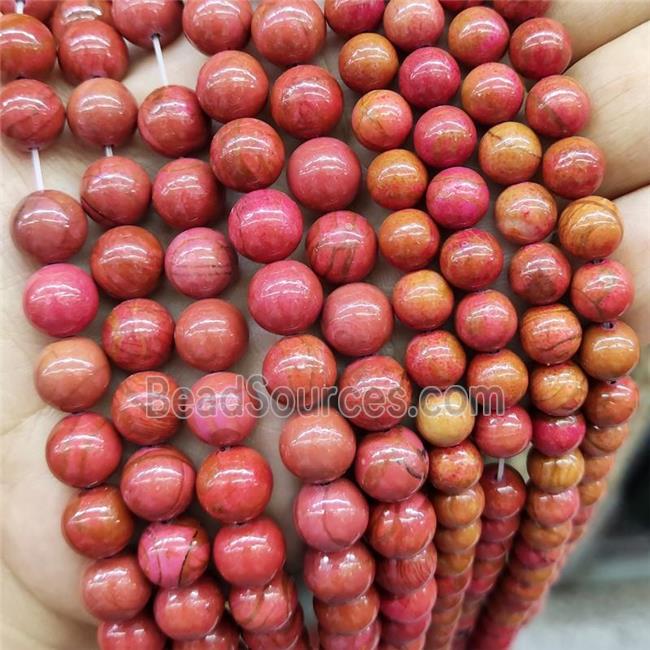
[352,90,413,152]
[50,0,115,41]
[392,270,454,330]
[509,17,571,79]
[324,0,385,35]
[375,543,437,596]
[183,0,252,55]
[378,209,439,272]
[97,614,165,650]
[448,6,510,67]
[0,13,56,82]
[112,0,183,48]
[405,330,466,389]
[474,406,533,458]
[383,0,444,52]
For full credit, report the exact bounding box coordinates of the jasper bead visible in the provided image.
[376,543,437,595]
[243,607,304,650]
[583,453,616,482]
[428,440,483,494]
[417,387,475,447]
[583,376,639,427]
[520,516,572,551]
[479,121,542,185]
[102,299,174,371]
[0,79,64,151]
[288,137,361,212]
[405,331,466,389]
[280,408,356,483]
[0,14,55,82]
[392,270,453,330]
[112,0,183,48]
[173,617,239,650]
[153,159,223,230]
[367,149,428,210]
[355,426,428,502]
[579,478,608,506]
[378,209,439,272]
[0,0,56,20]
[248,261,323,335]
[382,615,431,645]
[581,423,629,457]
[414,106,477,168]
[494,0,549,22]
[183,0,252,54]
[448,6,510,67]
[294,479,369,552]
[367,492,436,558]
[352,90,413,152]
[495,182,557,245]
[121,447,195,521]
[467,349,529,410]
[520,304,582,365]
[46,413,122,488]
[509,17,571,79]
[82,554,152,621]
[304,542,375,604]
[455,290,517,352]
[440,0,483,10]
[214,516,285,588]
[380,578,437,624]
[474,407,532,458]
[512,538,562,569]
[35,337,110,412]
[530,362,588,417]
[440,229,503,291]
[252,0,325,66]
[527,448,585,493]
[315,587,380,635]
[98,614,165,650]
[197,447,273,524]
[383,0,444,51]
[481,515,520,544]
[527,487,580,528]
[432,485,485,528]
[571,260,634,322]
[325,0,385,35]
[51,0,114,40]
[62,485,134,558]
[339,32,399,93]
[579,321,639,381]
[480,464,526,519]
[81,157,151,227]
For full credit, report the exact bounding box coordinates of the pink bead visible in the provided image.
[97,614,165,650]
[196,50,268,123]
[338,355,412,431]
[46,413,122,488]
[454,289,517,352]
[494,0,550,23]
[324,0,385,35]
[121,446,195,521]
[271,65,343,139]
[154,576,225,642]
[183,0,252,55]
[448,6,510,67]
[426,167,489,229]
[138,518,210,589]
[23,263,98,337]
[228,189,303,263]
[50,0,115,41]
[293,479,369,552]
[172,616,239,649]
[248,260,323,335]
[197,446,273,524]
[392,270,454,330]
[315,587,380,635]
[414,106,477,168]
[474,406,533,458]
[0,0,57,21]
[375,544,437,596]
[210,118,285,192]
[532,412,586,457]
[279,407,357,483]
[0,14,56,82]
[320,620,380,650]
[381,614,431,644]
[439,1,484,13]
[213,516,286,588]
[153,159,224,230]
[243,606,304,650]
[527,486,580,527]
[380,578,437,623]
[165,228,236,299]
[405,330,466,389]
[112,0,183,48]
[288,137,361,212]
[355,426,428,502]
[383,0,444,51]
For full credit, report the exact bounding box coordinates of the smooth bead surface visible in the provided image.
[325,0,385,35]
[583,454,616,482]
[579,321,639,381]
[380,578,436,624]
[583,376,639,427]
[428,440,483,494]
[530,362,588,417]
[527,448,585,493]
[112,0,183,48]
[339,32,399,93]
[383,0,444,51]
[467,349,528,410]
[581,423,629,457]
[448,6,509,67]
[520,304,582,365]
[0,13,55,82]
[432,485,485,528]
[379,209,439,271]
[315,586,380,635]
[526,487,580,527]
[172,617,239,650]
[91,226,162,298]
[474,406,532,458]
[183,0,252,55]
[509,17,571,79]
[493,0,550,23]
[519,516,571,551]
[392,269,453,330]
[367,149,427,210]
[243,607,304,650]
[417,387,475,447]
[51,0,115,40]
[0,0,57,20]
[405,331,466,389]
[98,614,165,650]
[352,90,413,151]
[376,543,437,596]
[480,464,526,519]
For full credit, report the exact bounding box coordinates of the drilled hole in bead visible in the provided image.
[602,322,615,330]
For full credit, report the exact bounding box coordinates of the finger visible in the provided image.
[548,0,650,61]
[567,21,650,198]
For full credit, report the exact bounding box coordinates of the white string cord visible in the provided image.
[496,457,505,482]
[15,0,24,14]
[151,34,169,86]
[104,145,114,157]
[31,148,44,191]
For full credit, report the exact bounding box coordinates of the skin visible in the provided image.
[1,2,650,647]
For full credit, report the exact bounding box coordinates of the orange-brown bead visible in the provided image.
[579,321,640,381]
[583,376,639,427]
[467,349,529,411]
[530,362,588,417]
[338,32,399,93]
[527,448,585,493]
[580,423,629,457]
[432,485,485,529]
[520,304,582,365]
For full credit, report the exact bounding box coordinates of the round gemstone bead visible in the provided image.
[173,617,239,650]
[520,304,582,365]
[530,362,588,417]
[378,209,439,271]
[183,0,252,55]
[447,6,510,67]
[582,423,629,457]
[392,270,454,330]
[375,543,437,596]
[416,387,475,447]
[97,614,165,650]
[531,412,586,458]
[324,0,385,35]
[352,90,413,151]
[316,586,380,633]
[474,406,532,458]
[112,0,183,48]
[493,0,550,23]
[579,321,640,381]
[428,440,483,494]
[51,0,115,40]
[527,448,585,493]
[0,0,57,21]
[338,32,399,93]
[467,349,529,410]
[243,607,304,650]
[405,330,466,389]
[583,376,639,427]
[367,149,428,210]
[432,485,485,528]
[382,0,444,52]
[0,13,56,82]
[481,464,527,519]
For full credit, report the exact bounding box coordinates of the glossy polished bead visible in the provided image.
[183,0,252,55]
[520,516,572,551]
[380,578,436,624]
[482,444,523,485]
[339,32,399,93]
[288,137,361,212]
[112,0,183,48]
[527,486,580,527]
[368,492,436,558]
[417,387,475,447]
[579,321,639,381]
[304,542,375,603]
[210,118,284,192]
[462,63,524,125]
[578,478,608,506]
[315,586,380,635]
[81,156,151,227]
[352,90,413,152]
[58,21,128,84]
[581,422,629,457]
[102,299,174,371]
[378,614,429,646]
[440,0,483,10]
[436,567,472,597]
[392,269,453,330]
[325,0,385,35]
[520,304,582,365]
[376,543,437,596]
[583,453,616,482]
[414,106,476,168]
[214,516,285,588]
[583,376,639,427]
[367,149,427,210]
[481,515,520,543]
[468,349,528,410]
[493,0,549,22]
[355,426,428,502]
[440,228,503,291]
[172,616,239,650]
[197,447,273,524]
[428,440,483,494]
[405,331,466,389]
[0,79,64,151]
[432,485,485,528]
[62,485,134,558]
[51,0,114,40]
[512,538,562,569]
[479,121,542,185]
[46,413,122,488]
[248,261,323,335]
[294,479,369,552]
[531,411,586,457]
[530,362,588,417]
[436,550,474,577]
[196,50,268,123]
[509,17,571,79]
[383,0,444,51]
[338,355,412,431]
[91,226,162,298]
[448,6,509,67]
[0,14,55,82]
[527,448,585,493]
[121,446,195,521]
[35,337,110,412]
[570,260,634,322]
[0,0,56,20]
[543,136,606,199]
[455,290,517,352]
[243,607,304,650]
[378,209,439,271]
[154,576,224,642]
[82,554,152,621]
[97,614,165,650]
[480,464,526,519]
